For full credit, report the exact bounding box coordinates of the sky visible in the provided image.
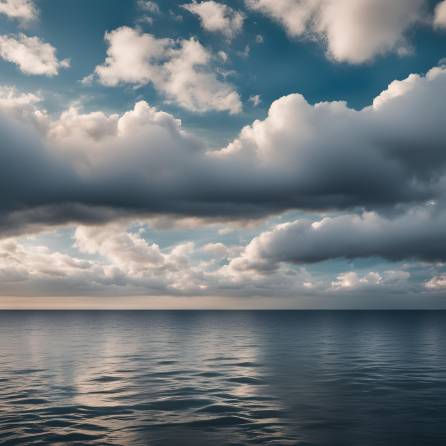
[1,0,446,309]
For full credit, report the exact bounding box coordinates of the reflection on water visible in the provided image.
[1,311,446,445]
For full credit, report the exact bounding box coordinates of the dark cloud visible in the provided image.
[229,206,446,272]
[1,66,446,236]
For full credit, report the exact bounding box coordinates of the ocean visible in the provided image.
[1,310,446,445]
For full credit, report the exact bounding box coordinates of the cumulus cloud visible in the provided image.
[0,223,424,298]
[182,1,244,40]
[245,0,426,63]
[90,26,241,113]
[216,66,446,209]
[1,65,446,237]
[0,33,69,76]
[0,227,199,296]
[74,225,202,291]
[0,236,99,294]
[0,224,316,297]
[434,0,446,28]
[0,0,37,24]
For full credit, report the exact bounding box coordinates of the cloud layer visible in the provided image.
[2,65,446,236]
[0,222,423,298]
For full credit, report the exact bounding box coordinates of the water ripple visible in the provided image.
[1,311,446,445]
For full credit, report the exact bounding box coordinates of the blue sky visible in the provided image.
[3,0,446,142]
[1,0,446,308]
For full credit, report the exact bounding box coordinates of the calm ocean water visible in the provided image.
[1,311,446,446]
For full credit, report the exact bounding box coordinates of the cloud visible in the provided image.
[0,236,99,293]
[216,66,446,209]
[0,85,41,107]
[1,65,446,236]
[0,223,424,298]
[426,274,446,290]
[228,205,446,273]
[434,0,446,29]
[248,94,261,107]
[90,26,241,114]
[0,33,70,76]
[245,0,426,63]
[138,0,160,14]
[182,1,244,40]
[0,0,37,24]
[331,270,410,290]
[74,225,192,284]
[137,0,161,25]
[0,224,314,297]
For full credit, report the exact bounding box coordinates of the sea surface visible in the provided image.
[1,311,446,446]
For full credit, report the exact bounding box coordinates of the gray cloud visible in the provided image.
[229,205,446,272]
[1,66,446,236]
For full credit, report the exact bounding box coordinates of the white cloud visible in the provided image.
[246,0,426,63]
[0,225,299,296]
[217,50,228,62]
[249,94,261,107]
[74,224,232,293]
[0,223,436,299]
[91,27,241,113]
[372,73,421,108]
[138,0,160,14]
[0,85,48,130]
[137,1,160,25]
[0,33,70,76]
[182,1,244,40]
[0,85,40,107]
[92,27,169,87]
[434,0,446,29]
[426,274,446,290]
[0,0,37,24]
[331,270,409,290]
[0,237,97,286]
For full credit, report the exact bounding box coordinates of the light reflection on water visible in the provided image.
[1,311,446,445]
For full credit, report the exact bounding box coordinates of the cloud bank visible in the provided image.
[2,65,446,236]
[0,223,421,298]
